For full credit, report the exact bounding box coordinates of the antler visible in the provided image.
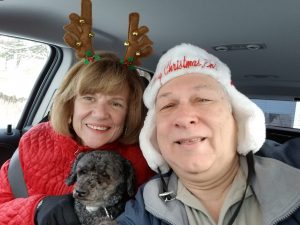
[123,12,153,66]
[63,0,94,59]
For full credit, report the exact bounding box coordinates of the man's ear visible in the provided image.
[65,152,85,185]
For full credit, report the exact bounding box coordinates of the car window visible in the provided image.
[0,35,51,128]
[252,99,300,129]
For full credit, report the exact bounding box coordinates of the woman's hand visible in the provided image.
[35,194,80,225]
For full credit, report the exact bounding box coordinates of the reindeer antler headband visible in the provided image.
[63,0,153,67]
[122,12,153,69]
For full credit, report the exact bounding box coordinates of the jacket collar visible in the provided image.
[143,173,188,225]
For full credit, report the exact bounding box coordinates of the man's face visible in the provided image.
[155,73,237,178]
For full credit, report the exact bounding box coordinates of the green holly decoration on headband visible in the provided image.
[84,50,101,65]
[120,57,136,70]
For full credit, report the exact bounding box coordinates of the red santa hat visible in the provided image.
[140,43,266,173]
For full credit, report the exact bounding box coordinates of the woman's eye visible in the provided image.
[111,101,124,108]
[82,96,95,102]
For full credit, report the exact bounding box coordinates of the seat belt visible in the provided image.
[7,112,50,198]
[8,148,28,198]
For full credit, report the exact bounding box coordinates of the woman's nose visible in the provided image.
[92,102,110,119]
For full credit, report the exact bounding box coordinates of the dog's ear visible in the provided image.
[123,159,136,197]
[65,152,85,186]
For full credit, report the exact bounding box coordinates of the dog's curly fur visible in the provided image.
[66,150,135,225]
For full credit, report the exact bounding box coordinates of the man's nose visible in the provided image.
[173,104,199,128]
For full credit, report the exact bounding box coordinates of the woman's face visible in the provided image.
[72,89,129,148]
[155,74,237,179]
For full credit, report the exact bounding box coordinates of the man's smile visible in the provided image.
[175,137,207,145]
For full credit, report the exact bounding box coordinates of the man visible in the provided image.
[116,43,300,225]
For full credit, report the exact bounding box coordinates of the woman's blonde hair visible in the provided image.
[50,52,146,144]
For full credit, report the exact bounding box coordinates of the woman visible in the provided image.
[0,52,154,225]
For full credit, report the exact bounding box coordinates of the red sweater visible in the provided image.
[0,122,154,225]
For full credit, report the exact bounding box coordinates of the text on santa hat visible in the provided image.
[155,56,217,81]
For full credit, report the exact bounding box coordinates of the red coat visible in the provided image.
[0,122,154,225]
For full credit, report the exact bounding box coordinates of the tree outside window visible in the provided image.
[0,35,50,128]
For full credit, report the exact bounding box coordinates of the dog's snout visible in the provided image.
[74,189,89,198]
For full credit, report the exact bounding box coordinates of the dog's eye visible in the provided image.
[100,172,110,179]
[78,169,87,176]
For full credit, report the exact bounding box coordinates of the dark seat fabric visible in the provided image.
[257,138,300,169]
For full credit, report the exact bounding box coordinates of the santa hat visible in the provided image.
[139,43,266,173]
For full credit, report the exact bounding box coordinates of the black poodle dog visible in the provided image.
[66,150,135,225]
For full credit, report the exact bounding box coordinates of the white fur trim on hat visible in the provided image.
[140,43,266,173]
